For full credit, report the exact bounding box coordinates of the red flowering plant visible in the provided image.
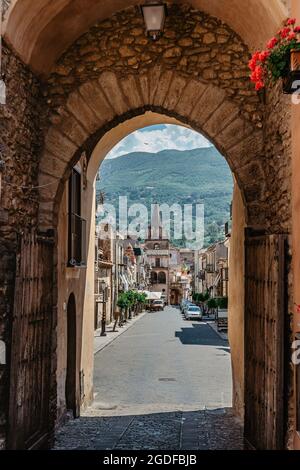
[249,18,300,91]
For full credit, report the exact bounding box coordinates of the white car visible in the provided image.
[185,305,202,321]
[151,300,165,311]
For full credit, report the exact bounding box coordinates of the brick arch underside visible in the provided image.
[38,69,265,229]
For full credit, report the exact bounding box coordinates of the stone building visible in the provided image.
[0,0,300,451]
[94,223,114,329]
[194,240,229,298]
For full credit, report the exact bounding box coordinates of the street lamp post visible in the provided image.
[100,280,107,337]
[141,1,167,41]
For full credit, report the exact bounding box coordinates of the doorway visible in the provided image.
[66,293,77,417]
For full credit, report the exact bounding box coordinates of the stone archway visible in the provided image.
[38,70,265,230]
[37,67,266,442]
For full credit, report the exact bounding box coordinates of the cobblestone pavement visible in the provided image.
[54,307,243,450]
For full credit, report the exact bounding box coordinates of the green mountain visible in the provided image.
[97,147,233,247]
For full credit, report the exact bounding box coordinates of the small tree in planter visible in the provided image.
[137,293,147,313]
[198,291,210,316]
[117,293,129,328]
[249,18,300,93]
[126,290,136,320]
[207,298,218,317]
[217,297,228,310]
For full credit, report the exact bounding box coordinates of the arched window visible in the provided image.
[158,272,166,284]
[151,271,158,284]
[154,243,160,250]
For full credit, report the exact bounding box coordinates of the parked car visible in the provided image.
[181,299,192,313]
[185,305,202,321]
[182,301,193,316]
[150,299,165,311]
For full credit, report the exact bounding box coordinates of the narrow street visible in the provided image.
[54,307,243,450]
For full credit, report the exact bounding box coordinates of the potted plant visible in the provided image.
[248,18,300,94]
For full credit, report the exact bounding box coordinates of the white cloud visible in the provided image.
[105,124,212,159]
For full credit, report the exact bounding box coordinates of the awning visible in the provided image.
[121,273,129,291]
[146,291,162,300]
[213,273,221,287]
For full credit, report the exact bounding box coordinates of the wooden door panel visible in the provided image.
[244,231,286,450]
[8,231,54,449]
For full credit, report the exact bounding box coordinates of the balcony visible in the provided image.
[197,270,206,281]
[147,249,169,256]
[222,267,229,281]
[206,264,215,273]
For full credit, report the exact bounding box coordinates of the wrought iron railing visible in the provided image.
[206,264,215,273]
[68,213,86,267]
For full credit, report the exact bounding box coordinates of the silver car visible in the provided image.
[185,305,202,321]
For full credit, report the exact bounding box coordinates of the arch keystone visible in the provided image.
[164,75,187,110]
[98,71,129,115]
[120,75,143,109]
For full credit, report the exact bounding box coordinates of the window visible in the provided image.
[151,271,158,284]
[158,271,166,284]
[154,243,160,250]
[68,168,86,267]
[155,258,160,268]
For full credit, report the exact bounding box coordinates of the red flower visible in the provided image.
[296,304,300,313]
[248,51,261,71]
[267,37,278,49]
[255,81,265,91]
[259,51,270,62]
[294,26,300,33]
[287,18,296,25]
[279,27,291,39]
[288,32,296,40]
[254,65,264,80]
[250,66,265,87]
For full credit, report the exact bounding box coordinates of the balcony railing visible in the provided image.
[222,267,229,281]
[147,249,169,256]
[206,264,215,273]
[197,270,206,280]
[68,213,87,267]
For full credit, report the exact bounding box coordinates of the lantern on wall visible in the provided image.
[141,1,167,41]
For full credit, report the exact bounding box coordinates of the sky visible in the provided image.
[105,124,212,159]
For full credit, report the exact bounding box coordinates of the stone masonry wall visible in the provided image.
[45,4,262,128]
[0,44,46,448]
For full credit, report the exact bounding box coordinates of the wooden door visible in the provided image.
[244,230,286,449]
[8,231,54,449]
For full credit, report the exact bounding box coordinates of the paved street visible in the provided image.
[54,307,243,450]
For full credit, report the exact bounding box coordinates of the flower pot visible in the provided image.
[282,49,300,94]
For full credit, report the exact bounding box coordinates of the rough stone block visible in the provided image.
[138,74,149,105]
[66,91,99,134]
[191,85,226,127]
[79,81,115,125]
[204,100,240,138]
[152,70,173,107]
[120,75,143,109]
[164,75,187,110]
[44,128,77,163]
[98,71,128,115]
[175,79,206,117]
